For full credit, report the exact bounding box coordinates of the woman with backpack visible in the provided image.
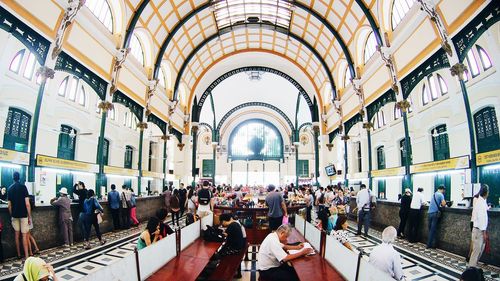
[170,189,181,227]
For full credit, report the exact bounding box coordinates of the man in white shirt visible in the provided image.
[407,187,426,243]
[356,184,372,236]
[257,224,313,281]
[370,226,405,280]
[468,185,489,267]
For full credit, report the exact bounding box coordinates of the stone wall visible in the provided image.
[0,196,164,259]
[349,198,500,266]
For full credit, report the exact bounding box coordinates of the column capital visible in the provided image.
[450,63,468,81]
[137,122,148,131]
[98,100,114,112]
[36,66,55,83]
[177,143,185,151]
[362,122,373,131]
[396,100,411,112]
[312,121,321,133]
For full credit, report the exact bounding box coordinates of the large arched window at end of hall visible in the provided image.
[130,34,145,66]
[228,119,283,161]
[422,73,448,106]
[85,0,113,33]
[124,145,134,169]
[4,108,31,152]
[363,31,377,64]
[57,125,77,160]
[391,0,416,30]
[474,107,500,153]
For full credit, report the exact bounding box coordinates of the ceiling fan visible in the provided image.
[51,129,93,137]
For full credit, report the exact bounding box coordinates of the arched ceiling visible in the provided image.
[124,0,378,101]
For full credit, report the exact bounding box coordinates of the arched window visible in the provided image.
[228,120,283,161]
[85,0,113,32]
[130,34,145,66]
[103,138,110,165]
[57,125,77,160]
[58,76,86,106]
[391,0,415,30]
[58,77,69,97]
[323,84,333,103]
[376,145,386,198]
[77,86,86,106]
[158,67,167,89]
[373,110,386,129]
[124,145,134,168]
[422,73,447,105]
[9,49,25,74]
[108,108,116,120]
[474,107,500,153]
[394,105,402,119]
[464,45,493,81]
[399,138,412,166]
[343,67,352,88]
[3,108,31,152]
[432,124,449,161]
[363,32,377,63]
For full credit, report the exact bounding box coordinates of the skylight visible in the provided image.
[212,0,294,30]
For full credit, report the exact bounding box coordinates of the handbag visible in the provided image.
[282,215,289,225]
[96,212,103,224]
[433,194,443,218]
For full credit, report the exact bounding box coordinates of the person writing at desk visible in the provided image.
[257,224,313,281]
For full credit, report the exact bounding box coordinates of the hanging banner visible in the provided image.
[410,155,469,174]
[142,170,165,179]
[0,148,29,165]
[476,149,500,166]
[104,165,139,177]
[371,166,405,178]
[36,155,98,173]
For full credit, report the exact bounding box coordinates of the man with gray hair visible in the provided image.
[265,184,288,231]
[257,224,313,281]
[369,226,405,280]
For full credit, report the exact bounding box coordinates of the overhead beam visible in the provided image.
[123,0,150,49]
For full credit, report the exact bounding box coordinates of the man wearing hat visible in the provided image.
[51,187,73,246]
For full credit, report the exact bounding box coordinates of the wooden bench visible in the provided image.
[147,238,222,281]
[287,228,344,281]
[207,242,249,281]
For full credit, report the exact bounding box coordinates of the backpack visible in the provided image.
[198,189,211,205]
[203,225,224,242]
[186,213,199,225]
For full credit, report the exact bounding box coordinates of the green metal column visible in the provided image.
[191,126,198,188]
[28,79,48,181]
[95,108,108,198]
[402,111,412,189]
[212,145,216,185]
[344,140,349,187]
[295,144,299,188]
[459,78,477,183]
[137,129,144,195]
[313,127,320,187]
[367,129,373,191]
[162,138,167,188]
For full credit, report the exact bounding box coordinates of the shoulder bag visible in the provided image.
[433,194,443,219]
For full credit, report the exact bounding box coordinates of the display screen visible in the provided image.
[325,165,336,176]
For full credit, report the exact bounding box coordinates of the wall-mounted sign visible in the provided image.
[36,155,98,173]
[371,166,405,178]
[104,166,139,177]
[142,170,165,179]
[476,149,500,166]
[347,171,368,180]
[410,155,469,174]
[0,148,29,165]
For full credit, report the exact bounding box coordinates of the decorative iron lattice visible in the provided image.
[452,1,500,63]
[217,102,295,132]
[328,128,340,144]
[366,89,396,121]
[344,113,363,135]
[400,49,450,99]
[147,113,167,134]
[0,6,50,64]
[55,51,108,100]
[112,90,144,121]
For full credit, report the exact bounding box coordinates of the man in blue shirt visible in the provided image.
[107,184,121,230]
[427,185,446,248]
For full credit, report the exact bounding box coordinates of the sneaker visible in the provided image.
[100,239,107,245]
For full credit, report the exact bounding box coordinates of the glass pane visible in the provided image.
[437,74,448,94]
[78,86,86,105]
[467,49,480,77]
[58,77,68,96]
[9,50,25,73]
[477,45,492,70]
[422,84,430,105]
[23,52,36,79]
[130,34,144,66]
[68,77,78,101]
[428,75,439,100]
[229,120,282,160]
[85,0,113,32]
[364,32,377,63]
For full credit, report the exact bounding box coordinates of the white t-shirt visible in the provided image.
[410,192,426,209]
[257,232,287,271]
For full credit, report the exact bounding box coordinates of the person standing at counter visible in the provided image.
[8,171,31,259]
[265,185,288,231]
[408,187,426,243]
[107,184,121,231]
[468,184,489,268]
[162,186,172,212]
[73,181,88,212]
[178,183,188,218]
[50,188,73,247]
[427,186,446,249]
[356,184,372,236]
[129,188,139,227]
[397,188,412,239]
[120,185,131,229]
[197,181,213,220]
[82,189,106,249]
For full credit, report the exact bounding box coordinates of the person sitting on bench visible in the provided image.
[257,224,313,281]
[218,214,245,256]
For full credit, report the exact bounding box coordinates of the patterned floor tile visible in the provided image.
[70,261,104,274]
[54,269,85,281]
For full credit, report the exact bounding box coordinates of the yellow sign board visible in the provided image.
[410,156,469,174]
[142,170,164,179]
[477,149,500,166]
[104,166,139,177]
[347,171,368,180]
[36,155,98,173]
[0,148,29,165]
[371,166,405,178]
